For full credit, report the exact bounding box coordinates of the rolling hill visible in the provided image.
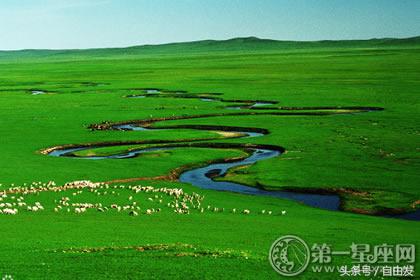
[0,36,419,61]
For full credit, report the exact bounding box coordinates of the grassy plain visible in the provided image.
[0,37,419,279]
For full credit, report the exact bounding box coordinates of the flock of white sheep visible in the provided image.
[0,180,286,217]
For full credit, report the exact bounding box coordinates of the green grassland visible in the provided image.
[0,37,419,279]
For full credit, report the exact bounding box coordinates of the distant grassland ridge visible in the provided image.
[0,36,419,61]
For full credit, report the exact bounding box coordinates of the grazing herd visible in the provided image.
[0,180,287,217]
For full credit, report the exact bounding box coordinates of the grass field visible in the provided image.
[0,37,419,279]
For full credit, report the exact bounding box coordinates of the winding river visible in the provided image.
[49,124,341,211]
[43,90,419,221]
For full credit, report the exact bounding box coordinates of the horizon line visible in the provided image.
[1,34,419,52]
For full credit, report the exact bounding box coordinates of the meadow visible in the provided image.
[0,37,419,279]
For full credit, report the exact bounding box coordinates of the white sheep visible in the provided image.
[129,210,138,216]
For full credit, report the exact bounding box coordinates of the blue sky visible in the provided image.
[0,0,419,50]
